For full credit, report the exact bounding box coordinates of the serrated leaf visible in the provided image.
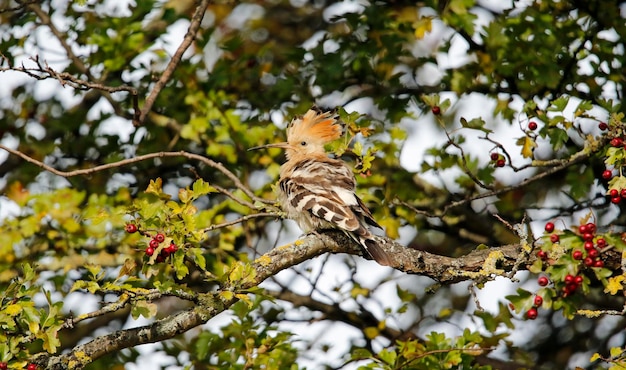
[460,117,492,133]
[604,274,625,295]
[42,326,62,353]
[179,188,192,204]
[4,304,22,316]
[192,179,214,197]
[189,248,206,270]
[131,300,157,320]
[548,96,570,111]
[517,136,537,158]
[146,178,164,196]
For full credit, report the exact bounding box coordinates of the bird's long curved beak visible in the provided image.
[248,142,290,151]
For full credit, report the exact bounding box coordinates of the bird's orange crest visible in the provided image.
[287,107,343,144]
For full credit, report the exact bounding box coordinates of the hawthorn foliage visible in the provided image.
[0,1,625,369]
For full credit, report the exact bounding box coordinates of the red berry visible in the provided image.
[526,308,538,320]
[125,224,138,233]
[431,106,441,115]
[599,122,608,130]
[609,189,619,197]
[596,238,607,248]
[583,257,594,266]
[544,222,555,233]
[584,241,595,251]
[621,190,626,199]
[538,276,549,286]
[167,242,178,253]
[579,224,589,234]
[533,295,543,306]
[610,138,623,147]
[490,152,499,161]
[156,255,165,263]
[572,250,583,260]
[574,275,584,285]
[155,233,165,243]
[611,196,621,204]
[564,274,574,284]
[160,249,171,258]
[27,364,37,370]
[582,233,594,242]
[528,121,538,130]
[585,223,596,234]
[566,282,578,293]
[149,239,159,249]
[550,234,560,243]
[496,159,506,167]
[537,250,548,260]
[603,170,614,180]
[588,249,599,258]
[594,259,604,268]
[0,362,7,370]
[145,247,155,256]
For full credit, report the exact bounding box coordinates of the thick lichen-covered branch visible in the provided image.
[39,231,533,369]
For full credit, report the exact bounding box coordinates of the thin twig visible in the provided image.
[135,0,211,126]
[63,294,131,329]
[202,212,277,232]
[0,63,138,95]
[0,145,274,205]
[26,2,93,79]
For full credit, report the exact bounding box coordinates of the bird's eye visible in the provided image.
[300,141,307,146]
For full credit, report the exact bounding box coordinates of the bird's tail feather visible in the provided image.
[358,235,392,266]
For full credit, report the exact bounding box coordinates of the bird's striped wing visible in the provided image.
[280,158,362,232]
[279,158,392,266]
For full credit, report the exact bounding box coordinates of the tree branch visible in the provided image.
[135,0,211,126]
[37,227,624,368]
[39,230,531,369]
[0,145,273,206]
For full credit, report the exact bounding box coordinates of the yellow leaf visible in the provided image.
[604,274,625,295]
[364,326,379,339]
[179,188,191,204]
[414,17,433,39]
[146,178,163,196]
[117,258,137,279]
[438,308,453,319]
[519,136,537,158]
[5,303,22,316]
[350,286,370,298]
[378,217,400,239]
[6,181,29,206]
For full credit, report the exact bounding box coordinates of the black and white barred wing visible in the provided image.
[279,158,391,265]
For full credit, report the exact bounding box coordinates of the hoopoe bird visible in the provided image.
[250,107,392,266]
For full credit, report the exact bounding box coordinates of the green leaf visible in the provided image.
[131,300,157,320]
[460,117,492,133]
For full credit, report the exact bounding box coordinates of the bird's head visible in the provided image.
[249,107,343,160]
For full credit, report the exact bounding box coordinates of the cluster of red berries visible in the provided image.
[125,224,178,263]
[575,223,606,268]
[0,363,36,370]
[490,152,506,167]
[536,273,584,298]
[146,233,178,263]
[607,187,626,204]
[525,294,543,320]
[540,221,605,268]
[602,132,626,203]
